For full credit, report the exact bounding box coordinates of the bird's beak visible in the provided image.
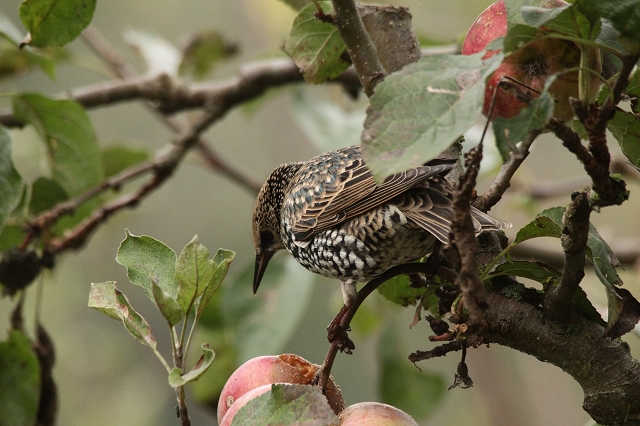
[253,249,274,294]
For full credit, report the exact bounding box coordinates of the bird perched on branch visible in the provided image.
[252,145,510,306]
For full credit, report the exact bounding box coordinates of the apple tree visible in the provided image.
[0,0,640,425]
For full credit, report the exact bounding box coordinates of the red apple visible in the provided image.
[462,0,601,121]
[216,354,345,423]
[339,402,419,426]
[219,384,272,426]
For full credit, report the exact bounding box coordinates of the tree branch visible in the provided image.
[0,59,355,126]
[317,262,457,391]
[482,283,640,425]
[450,147,487,320]
[544,190,590,326]
[474,130,541,212]
[39,106,221,254]
[331,0,386,96]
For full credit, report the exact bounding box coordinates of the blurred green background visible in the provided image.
[1,0,639,425]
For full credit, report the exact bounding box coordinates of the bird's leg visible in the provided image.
[340,278,357,307]
[326,278,357,353]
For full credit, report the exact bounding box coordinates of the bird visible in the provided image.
[252,145,510,307]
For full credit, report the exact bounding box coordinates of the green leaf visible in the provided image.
[178,30,237,79]
[579,0,640,53]
[567,119,588,139]
[361,51,503,181]
[168,344,215,387]
[152,281,184,326]
[377,274,424,307]
[489,260,561,283]
[12,94,103,196]
[604,287,640,338]
[521,3,571,29]
[101,146,149,178]
[0,127,24,234]
[0,22,58,80]
[284,1,350,84]
[176,236,214,313]
[291,89,365,152]
[231,384,339,426]
[194,248,235,321]
[505,0,551,28]
[115,230,179,302]
[378,323,445,420]
[190,335,238,407]
[522,3,601,40]
[515,207,623,286]
[0,330,41,426]
[29,177,66,215]
[88,281,158,348]
[607,110,640,167]
[513,206,563,244]
[492,76,555,162]
[585,221,623,288]
[573,286,605,325]
[223,257,314,362]
[502,24,540,54]
[627,70,640,106]
[124,28,181,76]
[0,226,25,252]
[19,0,96,48]
[512,206,626,332]
[585,223,625,334]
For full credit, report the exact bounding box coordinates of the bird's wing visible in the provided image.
[400,176,511,244]
[284,147,455,242]
[398,176,459,244]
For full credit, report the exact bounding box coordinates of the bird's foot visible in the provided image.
[326,304,355,354]
[327,323,355,354]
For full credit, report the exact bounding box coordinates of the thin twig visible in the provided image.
[82,26,137,77]
[41,107,221,254]
[474,130,540,212]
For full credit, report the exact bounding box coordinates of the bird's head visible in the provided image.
[252,162,303,294]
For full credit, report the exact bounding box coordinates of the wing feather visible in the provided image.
[284,146,456,242]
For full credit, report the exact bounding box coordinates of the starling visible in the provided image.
[252,145,510,305]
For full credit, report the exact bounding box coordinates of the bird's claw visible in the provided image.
[327,324,355,354]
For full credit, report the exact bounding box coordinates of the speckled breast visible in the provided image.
[282,203,436,282]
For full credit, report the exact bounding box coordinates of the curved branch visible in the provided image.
[317,262,456,391]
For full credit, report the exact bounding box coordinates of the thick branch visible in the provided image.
[0,58,361,127]
[331,0,386,96]
[482,284,640,425]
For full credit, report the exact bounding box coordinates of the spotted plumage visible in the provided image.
[252,145,510,304]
